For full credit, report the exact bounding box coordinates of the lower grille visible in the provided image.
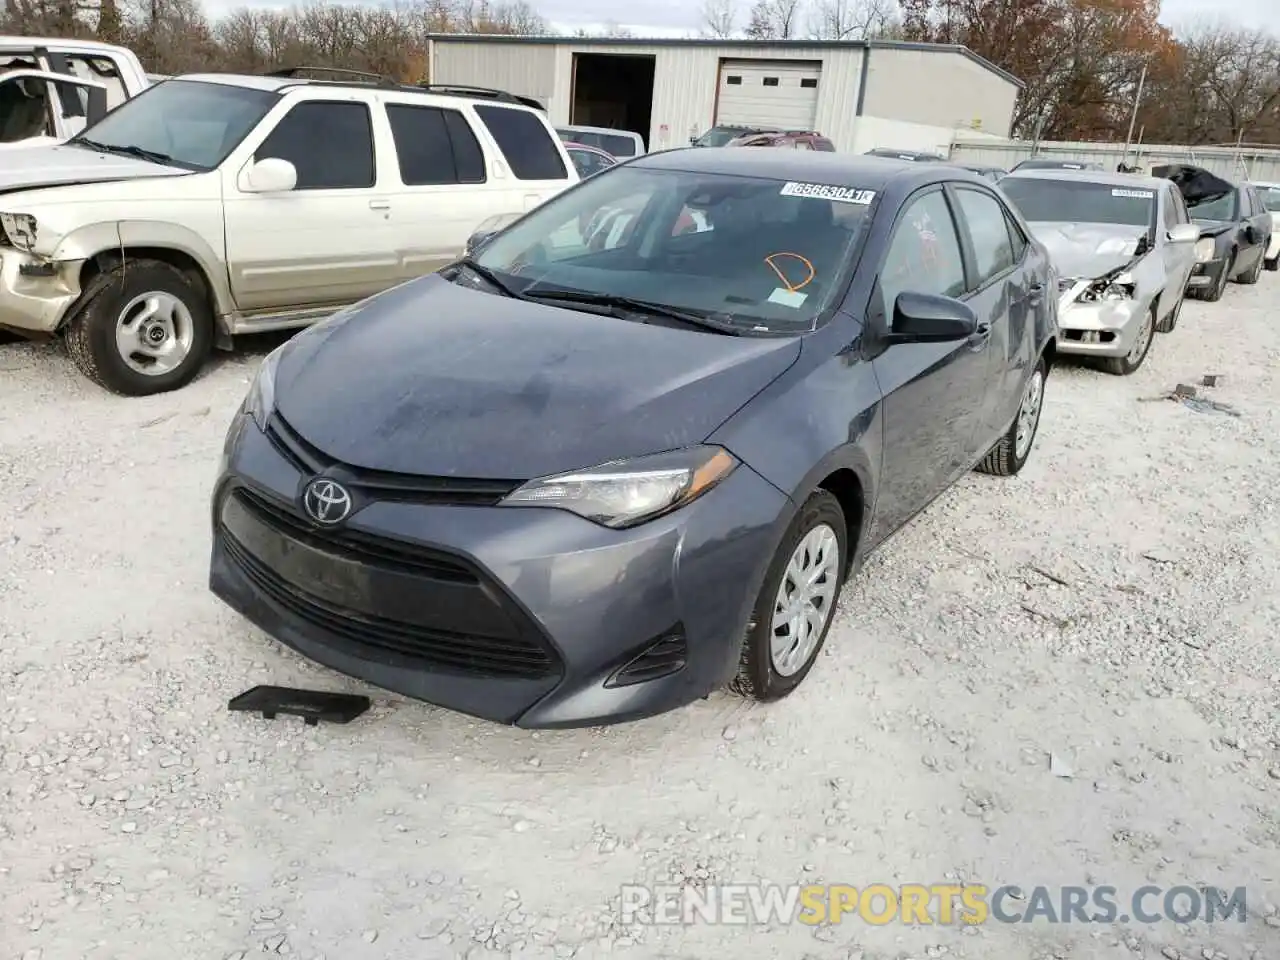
[221,488,561,680]
[606,628,688,688]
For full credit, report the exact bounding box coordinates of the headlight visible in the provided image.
[242,343,286,431]
[500,445,739,529]
[1081,278,1134,302]
[1194,237,1215,263]
[0,212,37,251]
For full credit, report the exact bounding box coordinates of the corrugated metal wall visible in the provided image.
[429,40,557,108]
[546,43,866,152]
[862,48,1019,138]
[950,138,1280,182]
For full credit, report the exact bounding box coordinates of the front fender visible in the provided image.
[52,220,233,319]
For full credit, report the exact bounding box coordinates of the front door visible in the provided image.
[867,187,995,545]
[222,96,399,314]
[1161,185,1196,310]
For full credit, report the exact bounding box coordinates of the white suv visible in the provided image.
[0,69,579,395]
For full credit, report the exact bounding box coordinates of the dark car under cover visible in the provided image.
[210,148,1058,729]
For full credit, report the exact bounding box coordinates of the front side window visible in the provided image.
[999,177,1156,229]
[70,78,278,170]
[255,100,375,190]
[878,190,967,317]
[474,104,566,181]
[473,166,875,332]
[954,187,1015,288]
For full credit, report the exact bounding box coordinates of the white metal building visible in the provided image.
[426,36,1023,155]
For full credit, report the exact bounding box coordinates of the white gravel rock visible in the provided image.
[1,285,1279,959]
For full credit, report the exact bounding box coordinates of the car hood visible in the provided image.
[0,143,189,195]
[1025,221,1147,279]
[274,275,803,480]
[1151,163,1234,206]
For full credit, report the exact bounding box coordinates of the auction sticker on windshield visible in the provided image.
[1112,189,1154,199]
[780,182,876,205]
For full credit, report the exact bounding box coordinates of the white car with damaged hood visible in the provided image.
[999,169,1199,376]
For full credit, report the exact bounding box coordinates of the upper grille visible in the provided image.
[265,413,521,507]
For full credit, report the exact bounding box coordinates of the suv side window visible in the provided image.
[1005,210,1028,261]
[255,101,374,190]
[386,104,486,185]
[954,187,1015,289]
[879,189,967,316]
[473,104,567,181]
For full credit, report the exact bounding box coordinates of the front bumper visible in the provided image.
[0,248,83,335]
[1266,235,1280,262]
[1053,293,1144,358]
[208,413,790,729]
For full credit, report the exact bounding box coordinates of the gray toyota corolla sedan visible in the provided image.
[210,149,1059,729]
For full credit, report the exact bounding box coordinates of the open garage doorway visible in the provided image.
[570,53,655,150]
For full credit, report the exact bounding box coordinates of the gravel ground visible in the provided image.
[2,279,1279,960]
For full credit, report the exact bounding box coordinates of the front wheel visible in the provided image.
[1265,256,1278,272]
[976,356,1046,476]
[731,490,847,702]
[1101,304,1156,376]
[65,260,212,396]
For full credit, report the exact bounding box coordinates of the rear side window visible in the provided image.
[474,104,567,181]
[386,104,486,185]
[256,101,375,190]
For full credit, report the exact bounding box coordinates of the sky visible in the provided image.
[199,0,1272,36]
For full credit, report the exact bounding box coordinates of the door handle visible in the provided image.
[368,199,390,210]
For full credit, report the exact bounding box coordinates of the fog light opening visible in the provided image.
[605,627,688,688]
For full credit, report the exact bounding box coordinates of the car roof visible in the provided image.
[1002,167,1170,191]
[0,36,136,57]
[169,72,548,110]
[558,124,638,138]
[632,147,988,192]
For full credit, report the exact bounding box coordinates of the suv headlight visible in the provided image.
[500,445,739,529]
[0,212,37,252]
[1194,237,1216,263]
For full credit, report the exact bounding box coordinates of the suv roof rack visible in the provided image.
[266,66,397,86]
[417,83,545,111]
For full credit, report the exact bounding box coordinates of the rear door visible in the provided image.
[379,96,498,280]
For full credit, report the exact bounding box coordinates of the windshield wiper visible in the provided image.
[453,257,526,299]
[68,137,175,166]
[521,289,744,335]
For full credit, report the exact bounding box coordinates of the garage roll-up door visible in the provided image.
[715,59,821,130]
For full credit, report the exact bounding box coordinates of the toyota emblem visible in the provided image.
[302,478,353,525]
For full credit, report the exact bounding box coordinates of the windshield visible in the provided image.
[70,79,279,171]
[1262,188,1280,212]
[1000,178,1155,228]
[472,165,875,332]
[1186,188,1237,221]
[694,127,751,147]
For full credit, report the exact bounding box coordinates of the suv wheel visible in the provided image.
[1266,255,1278,272]
[66,260,212,396]
[731,490,847,702]
[1101,304,1156,376]
[976,356,1046,476]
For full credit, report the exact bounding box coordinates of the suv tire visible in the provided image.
[731,490,847,702]
[66,260,212,396]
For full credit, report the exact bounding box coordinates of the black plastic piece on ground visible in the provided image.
[227,685,370,726]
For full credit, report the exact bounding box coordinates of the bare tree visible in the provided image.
[806,0,896,40]
[700,0,737,38]
[743,0,801,39]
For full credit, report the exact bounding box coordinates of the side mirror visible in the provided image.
[240,157,297,194]
[1167,223,1200,244]
[887,292,978,344]
[465,229,498,257]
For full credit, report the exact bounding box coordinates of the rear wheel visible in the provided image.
[1238,252,1263,285]
[1101,304,1156,376]
[731,490,847,702]
[976,356,1046,476]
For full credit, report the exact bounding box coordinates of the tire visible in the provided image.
[976,355,1046,477]
[65,259,212,396]
[1265,256,1278,273]
[1201,252,1232,303]
[1101,303,1157,376]
[1155,292,1183,333]
[1237,252,1263,285]
[731,490,848,702]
